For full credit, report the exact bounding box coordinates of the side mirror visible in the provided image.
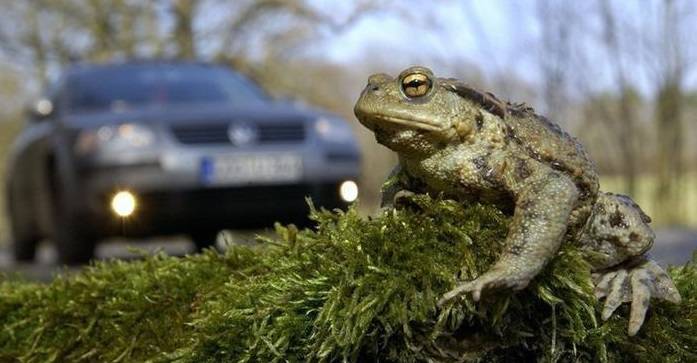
[26,98,54,121]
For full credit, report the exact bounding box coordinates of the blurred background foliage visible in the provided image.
[0,0,696,246]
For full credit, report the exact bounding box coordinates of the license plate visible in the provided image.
[201,154,302,186]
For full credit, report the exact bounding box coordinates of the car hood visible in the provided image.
[62,102,326,129]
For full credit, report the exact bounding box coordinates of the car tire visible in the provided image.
[7,192,39,262]
[11,238,38,262]
[190,230,219,252]
[54,220,96,266]
[50,172,96,266]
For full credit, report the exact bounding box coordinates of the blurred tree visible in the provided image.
[598,0,640,196]
[25,1,49,87]
[212,1,381,79]
[651,0,690,225]
[528,0,695,225]
[535,0,575,125]
[172,0,199,59]
[578,90,645,174]
[87,0,117,61]
[0,0,162,82]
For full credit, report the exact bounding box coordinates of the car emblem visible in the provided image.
[228,123,257,146]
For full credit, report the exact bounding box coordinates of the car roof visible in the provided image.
[65,59,230,77]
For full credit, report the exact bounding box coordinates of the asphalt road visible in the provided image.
[0,237,196,281]
[0,231,263,282]
[0,229,695,282]
[650,228,697,266]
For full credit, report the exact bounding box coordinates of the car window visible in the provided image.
[65,64,268,113]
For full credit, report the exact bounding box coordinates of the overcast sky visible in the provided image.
[302,0,697,98]
[312,1,537,80]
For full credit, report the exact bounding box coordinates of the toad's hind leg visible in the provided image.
[579,192,655,271]
[582,192,681,335]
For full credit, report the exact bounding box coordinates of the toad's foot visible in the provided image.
[593,258,681,336]
[438,267,530,307]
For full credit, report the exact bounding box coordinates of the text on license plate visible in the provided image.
[201,154,302,186]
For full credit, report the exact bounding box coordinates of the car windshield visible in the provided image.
[66,64,268,112]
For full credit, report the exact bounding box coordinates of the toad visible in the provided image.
[354,66,681,336]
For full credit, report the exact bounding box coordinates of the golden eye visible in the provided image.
[401,73,432,98]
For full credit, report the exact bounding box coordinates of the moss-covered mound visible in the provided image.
[0,195,695,362]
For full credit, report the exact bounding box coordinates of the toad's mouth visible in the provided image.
[364,114,444,132]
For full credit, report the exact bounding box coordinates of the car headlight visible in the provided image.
[315,117,355,143]
[339,180,358,202]
[75,123,156,154]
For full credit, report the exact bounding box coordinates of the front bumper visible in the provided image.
[96,183,348,237]
[75,147,360,237]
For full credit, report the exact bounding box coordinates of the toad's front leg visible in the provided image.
[439,172,579,305]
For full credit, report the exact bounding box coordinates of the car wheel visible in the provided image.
[50,174,96,265]
[190,230,219,252]
[11,238,38,262]
[8,192,39,262]
[54,221,96,266]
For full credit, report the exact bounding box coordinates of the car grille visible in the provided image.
[171,123,305,145]
[258,124,305,143]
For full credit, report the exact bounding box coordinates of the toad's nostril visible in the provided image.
[370,84,380,91]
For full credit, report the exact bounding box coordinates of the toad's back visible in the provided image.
[439,80,600,213]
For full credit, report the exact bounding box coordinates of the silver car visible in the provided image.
[5,61,361,264]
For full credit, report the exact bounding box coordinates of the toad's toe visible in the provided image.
[438,268,529,306]
[628,269,652,336]
[601,269,629,321]
[593,270,617,299]
[645,260,681,304]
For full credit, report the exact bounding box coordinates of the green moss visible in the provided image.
[0,195,695,362]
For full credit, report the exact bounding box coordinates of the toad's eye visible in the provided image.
[401,73,432,98]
